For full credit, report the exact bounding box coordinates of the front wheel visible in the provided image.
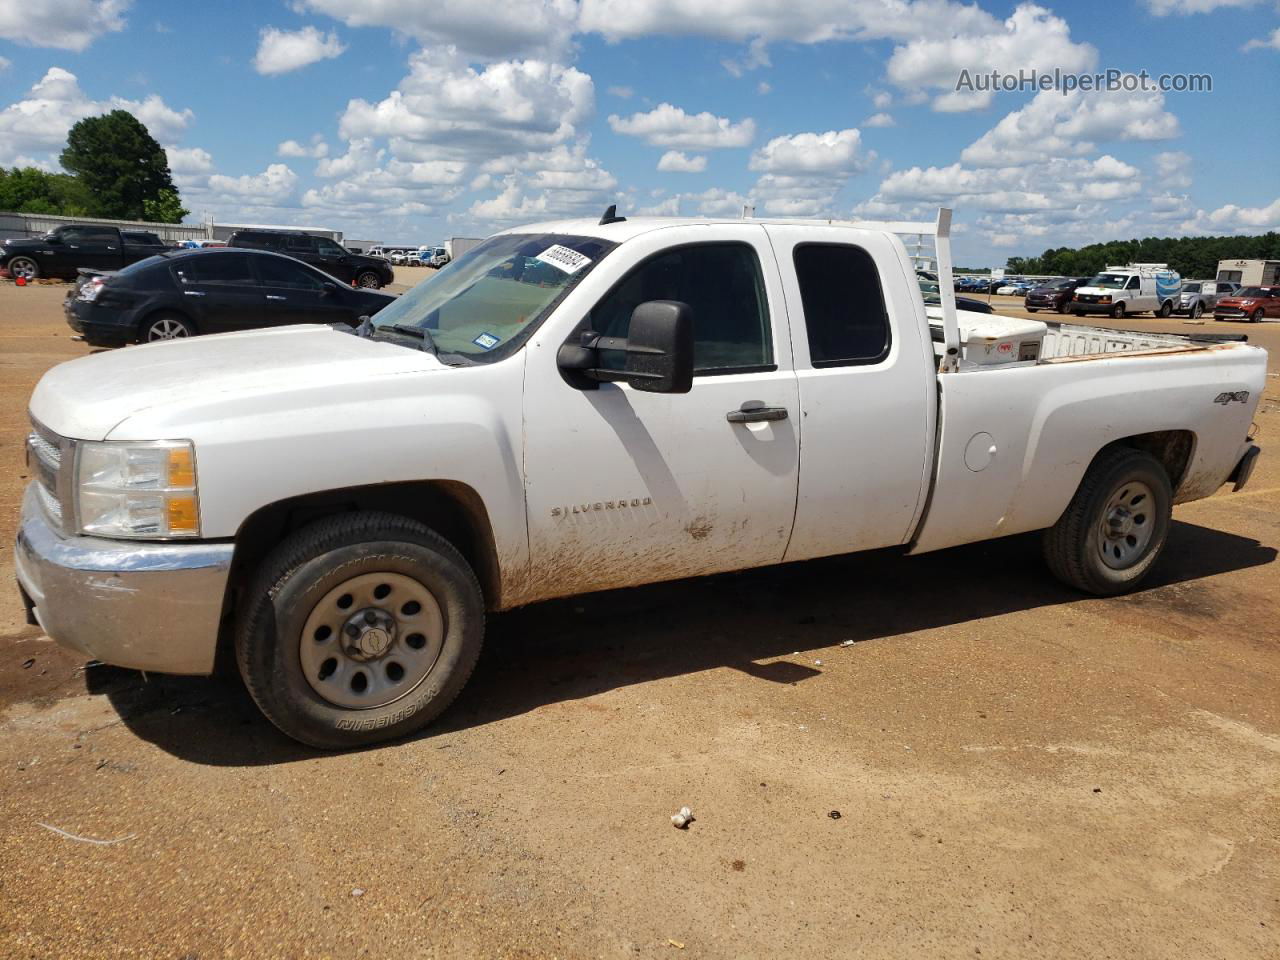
[1190,302,1202,319]
[1043,447,1172,596]
[1251,308,1265,323]
[236,512,484,749]
[7,256,39,280]
[1026,307,1039,313]
[1110,302,1126,319]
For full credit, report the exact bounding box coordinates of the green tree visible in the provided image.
[0,166,94,215]
[59,110,183,221]
[142,187,189,224]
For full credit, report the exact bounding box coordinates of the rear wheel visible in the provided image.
[141,312,194,342]
[7,256,39,280]
[1251,308,1265,323]
[1110,302,1126,319]
[1158,300,1174,317]
[235,512,484,749]
[1057,299,1071,314]
[356,271,381,289]
[1043,447,1172,596]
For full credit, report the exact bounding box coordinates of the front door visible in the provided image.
[520,225,800,604]
[60,226,118,272]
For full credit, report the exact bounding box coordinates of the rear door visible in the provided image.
[763,226,935,561]
[251,255,353,327]
[170,253,266,333]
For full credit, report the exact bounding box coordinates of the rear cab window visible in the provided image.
[792,244,891,367]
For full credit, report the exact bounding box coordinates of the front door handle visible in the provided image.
[183,290,205,297]
[726,405,789,423]
[265,295,287,301]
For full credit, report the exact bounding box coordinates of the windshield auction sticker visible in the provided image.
[472,332,501,350]
[536,245,592,275]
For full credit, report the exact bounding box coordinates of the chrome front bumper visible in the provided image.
[14,484,234,675]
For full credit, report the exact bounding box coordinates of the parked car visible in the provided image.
[176,239,228,250]
[1213,286,1280,322]
[996,282,1032,296]
[17,208,1265,748]
[919,277,993,314]
[1176,280,1239,319]
[1024,278,1089,313]
[62,248,395,347]
[0,224,169,280]
[228,230,394,289]
[1070,264,1181,319]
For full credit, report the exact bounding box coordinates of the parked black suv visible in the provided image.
[63,247,395,346]
[228,230,394,289]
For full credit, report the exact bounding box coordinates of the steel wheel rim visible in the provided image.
[148,317,188,340]
[10,258,36,280]
[300,571,444,709]
[1098,480,1155,569]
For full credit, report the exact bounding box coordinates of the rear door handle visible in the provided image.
[183,290,205,297]
[265,295,287,301]
[726,405,789,423]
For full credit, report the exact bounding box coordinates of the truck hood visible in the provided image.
[29,324,447,441]
[2,237,53,255]
[1074,286,1117,297]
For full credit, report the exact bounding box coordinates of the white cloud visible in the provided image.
[315,138,384,178]
[1181,197,1280,234]
[254,25,346,76]
[722,36,770,77]
[1153,151,1192,189]
[757,81,771,94]
[749,129,869,175]
[657,150,707,173]
[0,0,128,52]
[207,163,299,205]
[862,112,895,128]
[870,90,892,109]
[960,84,1179,166]
[341,49,593,162]
[297,0,578,60]
[608,103,755,149]
[278,136,330,159]
[0,66,193,165]
[0,56,10,72]
[1243,27,1280,51]
[886,5,1096,111]
[164,146,214,187]
[606,85,634,98]
[1143,0,1262,13]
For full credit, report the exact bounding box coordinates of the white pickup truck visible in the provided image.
[16,209,1265,748]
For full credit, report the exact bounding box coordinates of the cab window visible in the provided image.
[1126,276,1140,290]
[793,244,890,367]
[587,243,773,375]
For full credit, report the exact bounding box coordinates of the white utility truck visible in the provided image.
[1070,263,1182,319]
[17,209,1265,748]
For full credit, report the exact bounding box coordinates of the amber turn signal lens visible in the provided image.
[166,495,199,534]
[168,447,196,488]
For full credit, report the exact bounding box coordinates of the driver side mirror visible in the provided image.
[557,300,694,394]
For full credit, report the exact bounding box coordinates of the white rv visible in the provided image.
[1070,264,1181,319]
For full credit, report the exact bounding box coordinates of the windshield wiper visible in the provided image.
[375,323,439,356]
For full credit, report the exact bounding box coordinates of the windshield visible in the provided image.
[1181,282,1201,292]
[1236,287,1267,297]
[1089,273,1127,289]
[370,233,615,360]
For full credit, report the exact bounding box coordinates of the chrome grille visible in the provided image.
[26,419,68,530]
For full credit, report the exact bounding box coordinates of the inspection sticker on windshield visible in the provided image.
[472,332,501,350]
[536,244,592,275]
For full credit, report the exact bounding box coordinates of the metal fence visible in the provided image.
[0,210,213,243]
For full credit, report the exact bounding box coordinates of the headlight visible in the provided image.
[75,440,200,539]
[1239,299,1255,305]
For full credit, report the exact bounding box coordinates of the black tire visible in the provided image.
[1026,307,1039,313]
[1057,300,1071,314]
[1043,447,1173,596]
[235,511,484,749]
[7,256,40,280]
[140,311,195,343]
[355,271,381,289]
[1158,300,1173,318]
[1190,302,1202,319]
[1251,308,1264,323]
[1110,302,1126,319]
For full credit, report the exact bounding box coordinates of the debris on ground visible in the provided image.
[829,810,842,820]
[671,806,695,829]
[351,887,365,898]
[668,939,685,949]
[840,639,856,646]
[37,822,136,845]
[22,658,35,669]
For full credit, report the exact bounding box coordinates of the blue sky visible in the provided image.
[0,0,1277,265]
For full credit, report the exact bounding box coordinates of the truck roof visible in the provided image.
[496,216,898,244]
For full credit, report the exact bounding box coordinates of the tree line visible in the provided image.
[0,110,187,223]
[1006,232,1280,280]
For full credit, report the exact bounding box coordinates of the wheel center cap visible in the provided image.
[359,627,391,657]
[1108,509,1133,537]
[344,608,396,660]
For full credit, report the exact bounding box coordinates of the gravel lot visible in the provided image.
[1,281,1278,959]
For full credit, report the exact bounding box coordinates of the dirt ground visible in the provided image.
[1,281,1278,959]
